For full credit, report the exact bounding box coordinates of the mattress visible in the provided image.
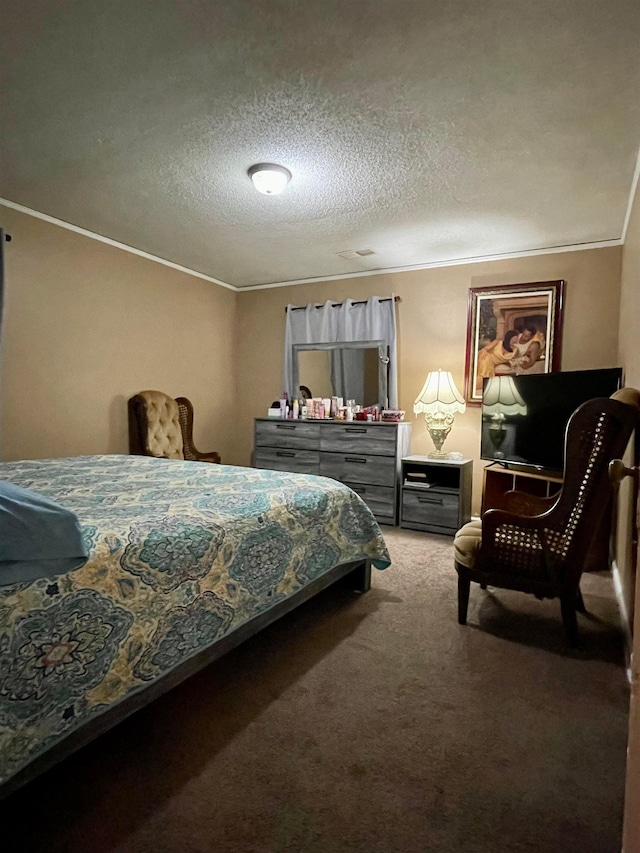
[0,455,391,789]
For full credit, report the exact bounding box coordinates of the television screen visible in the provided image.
[480,368,623,472]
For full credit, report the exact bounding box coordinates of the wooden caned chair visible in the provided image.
[453,389,640,645]
[128,390,221,464]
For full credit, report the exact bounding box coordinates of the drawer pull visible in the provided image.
[417,496,444,505]
[345,427,367,434]
[276,424,296,430]
[345,457,367,464]
[276,451,296,457]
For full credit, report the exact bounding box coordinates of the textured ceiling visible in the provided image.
[2,0,640,288]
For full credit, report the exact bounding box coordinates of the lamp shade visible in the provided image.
[483,377,527,416]
[248,163,292,195]
[413,370,466,415]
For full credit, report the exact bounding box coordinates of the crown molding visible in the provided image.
[621,144,640,245]
[1,197,624,293]
[0,198,238,291]
[237,238,623,290]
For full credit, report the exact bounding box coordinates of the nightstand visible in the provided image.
[400,455,472,535]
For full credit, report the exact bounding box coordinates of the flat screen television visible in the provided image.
[480,367,623,472]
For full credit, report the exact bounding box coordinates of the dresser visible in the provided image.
[254,418,412,525]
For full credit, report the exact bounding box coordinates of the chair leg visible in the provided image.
[575,587,587,614]
[457,574,471,625]
[561,594,580,647]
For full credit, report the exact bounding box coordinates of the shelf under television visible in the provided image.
[481,463,563,517]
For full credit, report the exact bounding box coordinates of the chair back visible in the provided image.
[540,396,638,580]
[128,390,185,459]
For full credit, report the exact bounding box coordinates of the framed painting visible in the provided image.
[463,280,565,404]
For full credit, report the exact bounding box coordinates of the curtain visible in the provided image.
[284,296,398,407]
[330,348,365,404]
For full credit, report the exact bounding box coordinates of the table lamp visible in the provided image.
[413,369,466,458]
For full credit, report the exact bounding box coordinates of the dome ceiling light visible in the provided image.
[248,163,292,195]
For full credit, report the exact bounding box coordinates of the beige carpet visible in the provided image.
[0,528,630,853]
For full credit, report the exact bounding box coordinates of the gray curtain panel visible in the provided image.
[283,296,398,407]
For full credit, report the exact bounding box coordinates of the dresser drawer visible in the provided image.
[254,448,320,475]
[344,482,395,524]
[320,423,397,456]
[401,488,459,530]
[320,452,395,487]
[255,420,321,450]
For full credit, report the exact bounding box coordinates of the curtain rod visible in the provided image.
[286,295,400,313]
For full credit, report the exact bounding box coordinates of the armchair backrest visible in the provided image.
[128,390,185,460]
[540,394,639,578]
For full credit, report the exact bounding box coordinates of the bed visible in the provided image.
[0,455,391,796]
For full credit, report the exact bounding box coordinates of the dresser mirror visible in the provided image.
[292,340,389,408]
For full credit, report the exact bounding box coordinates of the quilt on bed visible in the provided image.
[0,454,391,789]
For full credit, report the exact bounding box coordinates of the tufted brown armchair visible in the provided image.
[453,389,640,646]
[128,390,221,463]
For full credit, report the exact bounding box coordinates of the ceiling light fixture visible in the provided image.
[248,163,292,195]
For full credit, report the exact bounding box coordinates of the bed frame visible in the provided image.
[1,559,371,799]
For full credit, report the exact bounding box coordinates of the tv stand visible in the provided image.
[481,465,562,516]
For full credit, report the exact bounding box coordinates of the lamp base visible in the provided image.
[427,424,452,458]
[489,420,506,460]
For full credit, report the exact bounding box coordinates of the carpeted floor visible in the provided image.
[0,528,630,853]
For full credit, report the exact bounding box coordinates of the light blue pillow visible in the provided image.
[0,481,89,585]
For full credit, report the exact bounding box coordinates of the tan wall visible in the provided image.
[620,173,640,853]
[0,207,239,463]
[297,350,333,400]
[1,205,624,515]
[237,246,623,514]
[615,180,640,632]
[619,181,640,389]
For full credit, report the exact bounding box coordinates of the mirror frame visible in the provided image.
[291,340,389,409]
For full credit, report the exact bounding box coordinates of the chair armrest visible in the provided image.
[176,396,221,464]
[481,506,554,538]
[194,450,221,464]
[478,505,561,576]
[501,490,558,516]
[183,438,221,464]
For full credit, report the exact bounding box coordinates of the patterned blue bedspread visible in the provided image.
[0,455,390,789]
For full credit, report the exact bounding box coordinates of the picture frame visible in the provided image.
[463,280,565,404]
